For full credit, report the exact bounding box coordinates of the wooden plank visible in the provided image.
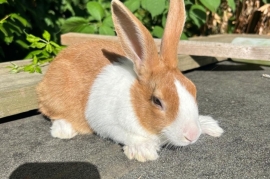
[190,35,270,65]
[190,34,270,43]
[0,58,225,119]
[61,33,270,61]
[60,33,227,71]
[0,60,48,118]
[3,34,244,118]
[178,40,270,61]
[0,56,225,119]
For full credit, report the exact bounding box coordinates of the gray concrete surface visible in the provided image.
[1,60,269,179]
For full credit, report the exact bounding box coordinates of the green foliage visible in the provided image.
[87,2,106,21]
[7,31,64,73]
[141,0,166,17]
[0,13,31,59]
[61,0,115,36]
[1,0,270,73]
[124,0,141,12]
[0,0,89,62]
[262,0,270,3]
[227,0,236,12]
[199,0,221,12]
[6,62,22,73]
[189,4,207,28]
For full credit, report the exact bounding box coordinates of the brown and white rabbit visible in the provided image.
[37,0,224,162]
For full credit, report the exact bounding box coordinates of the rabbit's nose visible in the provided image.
[183,127,201,142]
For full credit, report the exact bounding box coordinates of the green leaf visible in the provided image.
[124,0,141,13]
[16,39,29,49]
[6,62,16,69]
[25,50,43,59]
[0,24,9,36]
[184,0,194,6]
[180,33,188,40]
[80,25,96,33]
[103,15,114,28]
[98,25,115,36]
[199,0,220,12]
[39,58,53,64]
[141,0,166,17]
[50,41,60,48]
[6,21,22,35]
[227,0,236,11]
[24,64,35,73]
[152,26,164,38]
[30,42,46,49]
[26,34,40,43]
[6,62,22,73]
[61,17,90,33]
[0,0,8,4]
[41,50,51,58]
[33,55,38,64]
[46,44,53,53]
[61,1,76,16]
[162,14,167,27]
[189,4,206,28]
[10,13,30,27]
[35,66,42,74]
[42,30,51,41]
[44,17,54,27]
[4,36,14,44]
[86,1,105,21]
[52,45,65,55]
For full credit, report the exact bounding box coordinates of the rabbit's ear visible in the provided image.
[160,0,186,68]
[111,0,159,79]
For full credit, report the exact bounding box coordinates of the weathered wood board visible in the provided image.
[61,33,228,72]
[0,60,48,118]
[1,33,269,118]
[62,33,270,61]
[0,57,223,118]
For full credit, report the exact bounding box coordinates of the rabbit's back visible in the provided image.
[36,40,124,134]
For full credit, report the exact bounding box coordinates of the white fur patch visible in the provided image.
[123,142,159,162]
[162,79,201,146]
[50,119,77,139]
[199,115,224,137]
[85,58,159,148]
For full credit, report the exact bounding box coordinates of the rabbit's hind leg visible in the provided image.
[50,119,78,139]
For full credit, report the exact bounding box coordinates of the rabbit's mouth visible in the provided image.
[160,125,202,147]
[170,135,201,146]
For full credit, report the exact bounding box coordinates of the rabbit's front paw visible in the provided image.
[199,115,224,137]
[123,143,159,162]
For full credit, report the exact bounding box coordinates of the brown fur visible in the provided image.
[37,40,125,134]
[37,0,197,136]
[112,0,197,134]
[160,0,186,68]
[131,61,196,134]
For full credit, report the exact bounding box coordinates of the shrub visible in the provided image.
[1,0,270,68]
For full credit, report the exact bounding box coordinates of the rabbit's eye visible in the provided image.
[152,96,163,109]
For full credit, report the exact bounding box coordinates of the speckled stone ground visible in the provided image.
[1,60,269,179]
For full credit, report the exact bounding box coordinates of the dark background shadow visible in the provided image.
[191,57,264,71]
[9,162,100,179]
[0,110,40,124]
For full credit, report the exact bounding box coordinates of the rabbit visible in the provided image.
[36,0,224,162]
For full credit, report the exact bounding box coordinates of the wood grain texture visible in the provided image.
[62,33,270,61]
[4,33,268,118]
[0,60,48,118]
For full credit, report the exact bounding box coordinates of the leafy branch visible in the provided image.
[7,30,65,73]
